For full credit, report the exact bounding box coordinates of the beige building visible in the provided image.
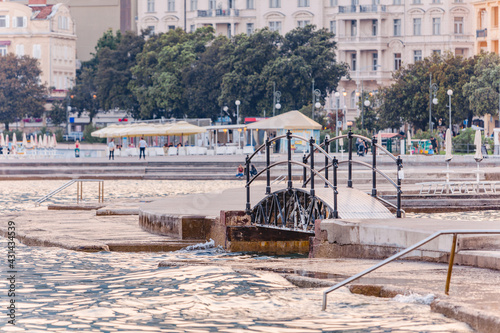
[0,0,76,99]
[137,0,474,124]
[12,0,138,62]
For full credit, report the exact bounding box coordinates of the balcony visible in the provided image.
[339,6,356,13]
[197,9,239,18]
[359,5,387,13]
[476,29,487,38]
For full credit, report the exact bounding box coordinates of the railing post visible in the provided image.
[266,138,271,194]
[245,155,251,214]
[310,137,315,197]
[372,136,377,197]
[445,234,458,295]
[324,137,330,188]
[348,130,353,188]
[396,156,403,218]
[333,157,338,219]
[287,130,293,191]
[302,153,307,188]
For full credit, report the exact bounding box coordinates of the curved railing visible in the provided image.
[245,129,403,218]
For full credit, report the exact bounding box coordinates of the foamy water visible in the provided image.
[0,180,479,332]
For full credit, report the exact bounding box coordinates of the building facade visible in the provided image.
[0,0,77,99]
[137,0,474,124]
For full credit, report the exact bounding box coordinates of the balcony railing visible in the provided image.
[359,5,387,12]
[339,5,357,13]
[476,29,487,38]
[197,9,239,18]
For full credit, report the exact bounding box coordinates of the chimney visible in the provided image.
[28,0,47,6]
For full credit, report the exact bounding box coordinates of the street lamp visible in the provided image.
[334,91,340,153]
[447,89,453,132]
[223,105,228,125]
[429,74,438,132]
[274,91,281,116]
[235,100,240,125]
[313,88,321,120]
[342,89,347,131]
[363,98,370,130]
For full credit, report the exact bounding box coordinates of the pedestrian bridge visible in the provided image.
[244,130,404,233]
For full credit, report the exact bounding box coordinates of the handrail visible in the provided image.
[36,179,105,206]
[322,229,500,311]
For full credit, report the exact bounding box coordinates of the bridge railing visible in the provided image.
[245,129,403,219]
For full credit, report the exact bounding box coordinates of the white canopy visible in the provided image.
[246,111,322,130]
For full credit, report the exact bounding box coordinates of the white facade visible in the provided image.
[137,0,474,123]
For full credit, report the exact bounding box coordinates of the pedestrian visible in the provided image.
[75,140,80,158]
[430,136,438,154]
[250,164,258,177]
[108,139,115,160]
[235,164,244,179]
[139,137,147,160]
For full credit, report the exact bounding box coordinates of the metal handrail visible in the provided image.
[322,229,500,311]
[36,179,105,206]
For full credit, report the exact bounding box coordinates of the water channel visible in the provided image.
[0,180,481,332]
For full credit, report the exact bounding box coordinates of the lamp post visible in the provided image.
[447,89,453,133]
[429,74,438,132]
[223,106,228,125]
[312,78,321,120]
[273,82,281,117]
[334,91,340,153]
[363,99,370,129]
[342,89,347,130]
[235,100,240,124]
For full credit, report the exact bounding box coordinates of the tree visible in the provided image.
[378,52,474,131]
[130,27,215,119]
[463,52,500,119]
[0,54,47,130]
[49,101,67,126]
[354,94,381,133]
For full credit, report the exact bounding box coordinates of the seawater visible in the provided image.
[0,181,479,332]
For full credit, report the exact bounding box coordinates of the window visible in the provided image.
[147,25,155,35]
[393,19,401,36]
[270,0,280,8]
[413,18,421,35]
[330,20,336,35]
[58,16,68,30]
[454,17,464,34]
[168,0,175,11]
[394,53,401,70]
[190,24,195,32]
[412,0,421,3]
[147,0,155,12]
[432,0,441,3]
[372,20,377,36]
[298,0,310,7]
[494,7,499,28]
[330,0,337,6]
[0,15,9,28]
[16,44,24,57]
[298,20,310,28]
[351,20,357,36]
[13,17,25,28]
[393,0,401,4]
[455,48,466,56]
[0,46,6,56]
[414,50,422,62]
[190,0,197,10]
[372,53,378,70]
[350,91,356,109]
[209,0,216,9]
[269,21,282,33]
[168,25,175,30]
[247,23,254,35]
[432,18,441,35]
[433,49,441,55]
[351,53,356,71]
[228,0,235,9]
[246,0,254,9]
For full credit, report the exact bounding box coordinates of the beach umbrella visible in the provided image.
[12,133,17,146]
[52,133,57,149]
[44,134,48,148]
[407,130,412,154]
[377,131,382,156]
[445,129,453,162]
[474,129,483,163]
[38,135,43,148]
[5,134,9,147]
[338,130,344,148]
[0,133,4,146]
[34,135,38,148]
[22,133,27,148]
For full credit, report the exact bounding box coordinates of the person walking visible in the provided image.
[139,137,147,160]
[75,140,80,158]
[108,139,115,160]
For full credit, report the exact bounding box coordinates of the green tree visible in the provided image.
[130,27,215,119]
[0,54,47,130]
[463,52,500,119]
[354,94,381,133]
[49,101,67,126]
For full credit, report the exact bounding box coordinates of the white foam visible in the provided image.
[393,293,435,305]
